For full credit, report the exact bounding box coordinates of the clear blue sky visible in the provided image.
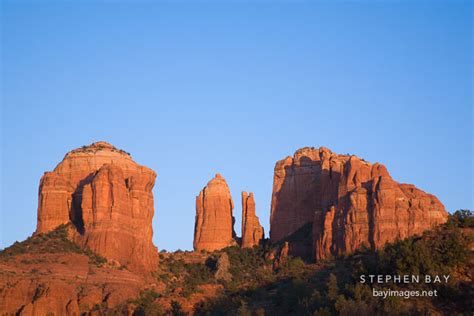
[1,1,472,251]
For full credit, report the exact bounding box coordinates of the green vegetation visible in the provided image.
[4,211,471,315]
[194,211,473,315]
[447,209,474,228]
[132,290,163,316]
[77,143,131,157]
[170,300,186,316]
[277,256,306,276]
[221,245,273,288]
[156,256,215,298]
[0,224,82,256]
[0,224,107,266]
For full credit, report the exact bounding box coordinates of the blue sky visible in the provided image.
[1,1,472,251]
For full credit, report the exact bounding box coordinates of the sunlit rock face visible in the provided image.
[270,147,448,260]
[36,141,159,271]
[193,174,237,251]
[241,192,264,248]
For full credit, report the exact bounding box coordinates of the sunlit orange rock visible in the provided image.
[193,174,237,251]
[241,192,264,248]
[270,147,448,260]
[35,141,158,271]
[0,252,144,315]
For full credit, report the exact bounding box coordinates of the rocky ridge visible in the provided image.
[0,142,455,315]
[270,146,448,259]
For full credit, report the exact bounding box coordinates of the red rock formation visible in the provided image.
[0,252,145,315]
[193,174,237,251]
[35,141,158,271]
[0,279,80,315]
[37,173,73,233]
[241,192,264,248]
[270,147,448,260]
[273,241,289,269]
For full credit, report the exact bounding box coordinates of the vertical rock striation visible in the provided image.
[241,192,264,248]
[193,174,237,251]
[270,147,448,260]
[36,141,159,271]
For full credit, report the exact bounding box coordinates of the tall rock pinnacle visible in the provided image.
[36,141,159,271]
[241,192,264,248]
[270,147,448,260]
[193,173,237,251]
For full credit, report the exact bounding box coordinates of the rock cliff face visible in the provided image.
[193,174,237,251]
[241,192,264,248]
[36,141,158,271]
[270,147,448,260]
[0,251,145,315]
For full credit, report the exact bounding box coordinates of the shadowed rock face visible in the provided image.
[241,192,264,248]
[36,141,158,271]
[194,174,237,251]
[270,147,448,260]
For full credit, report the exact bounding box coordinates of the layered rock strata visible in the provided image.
[36,141,158,271]
[0,252,143,315]
[270,147,448,260]
[241,192,264,248]
[193,174,237,251]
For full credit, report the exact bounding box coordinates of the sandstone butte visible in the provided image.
[36,141,159,271]
[270,146,449,260]
[241,192,264,248]
[0,143,455,315]
[193,174,237,251]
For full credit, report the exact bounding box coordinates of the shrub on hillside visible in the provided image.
[447,209,474,228]
[132,290,163,316]
[195,216,473,315]
[0,224,107,266]
[222,245,273,286]
[158,256,215,297]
